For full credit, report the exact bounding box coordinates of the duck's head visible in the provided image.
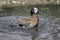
[31,7,38,16]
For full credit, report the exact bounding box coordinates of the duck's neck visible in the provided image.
[32,14,38,22]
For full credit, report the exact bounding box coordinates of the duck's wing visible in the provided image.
[18,18,33,29]
[18,18,31,24]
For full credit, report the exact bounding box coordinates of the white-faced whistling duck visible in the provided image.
[18,7,39,29]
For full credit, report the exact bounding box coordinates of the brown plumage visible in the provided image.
[18,7,39,29]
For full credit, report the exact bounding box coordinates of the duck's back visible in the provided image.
[18,17,38,29]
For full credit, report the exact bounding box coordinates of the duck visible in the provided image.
[17,7,39,29]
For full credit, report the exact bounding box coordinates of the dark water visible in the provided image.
[0,4,60,17]
[0,5,60,40]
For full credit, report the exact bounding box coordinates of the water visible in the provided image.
[0,5,60,40]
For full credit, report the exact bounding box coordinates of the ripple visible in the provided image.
[0,15,60,36]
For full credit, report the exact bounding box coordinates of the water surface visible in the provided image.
[0,4,60,40]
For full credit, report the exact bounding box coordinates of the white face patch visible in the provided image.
[34,7,38,13]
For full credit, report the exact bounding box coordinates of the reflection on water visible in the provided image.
[0,4,60,17]
[0,5,60,40]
